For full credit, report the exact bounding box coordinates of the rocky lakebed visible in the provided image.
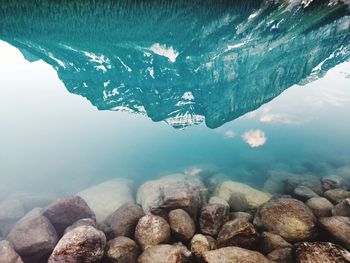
[1,169,350,263]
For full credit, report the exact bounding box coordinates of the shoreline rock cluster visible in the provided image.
[1,172,350,263]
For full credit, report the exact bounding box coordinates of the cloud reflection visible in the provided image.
[242,129,267,148]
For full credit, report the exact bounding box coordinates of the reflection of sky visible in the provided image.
[1,40,350,195]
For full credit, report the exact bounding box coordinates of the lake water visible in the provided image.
[1,0,350,199]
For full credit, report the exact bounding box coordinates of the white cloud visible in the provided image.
[224,130,236,138]
[242,129,267,148]
[259,106,302,125]
[148,43,179,63]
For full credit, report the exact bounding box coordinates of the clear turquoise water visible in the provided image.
[0,0,350,197]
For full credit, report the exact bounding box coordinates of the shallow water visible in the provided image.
[1,0,350,198]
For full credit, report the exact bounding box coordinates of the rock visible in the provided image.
[105,202,145,238]
[208,196,229,208]
[7,208,58,263]
[136,174,207,220]
[64,218,97,234]
[78,179,134,223]
[199,203,229,236]
[135,214,171,250]
[0,197,25,236]
[228,192,249,212]
[217,219,259,249]
[324,189,350,204]
[0,240,24,263]
[267,247,293,263]
[295,242,350,263]
[202,246,274,263]
[104,236,139,263]
[48,225,106,263]
[191,234,217,259]
[293,186,319,201]
[305,197,334,218]
[259,232,291,254]
[332,198,350,217]
[253,197,317,242]
[214,181,271,210]
[319,216,350,250]
[229,212,253,222]
[286,175,323,195]
[322,175,349,191]
[263,170,292,194]
[137,243,191,263]
[43,196,96,236]
[169,209,196,241]
[205,173,231,194]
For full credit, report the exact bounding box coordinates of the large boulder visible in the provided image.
[48,225,106,263]
[332,198,350,217]
[77,179,134,223]
[214,181,271,210]
[136,174,207,220]
[137,243,191,263]
[104,236,139,263]
[202,246,274,263]
[305,197,334,218]
[199,203,229,237]
[321,175,349,191]
[0,240,23,263]
[323,189,350,204]
[253,197,317,242]
[295,242,350,263]
[43,196,95,236]
[318,216,350,250]
[135,214,171,250]
[7,209,58,263]
[191,234,217,259]
[105,202,145,238]
[169,209,196,241]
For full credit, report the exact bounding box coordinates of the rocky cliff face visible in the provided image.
[1,0,349,128]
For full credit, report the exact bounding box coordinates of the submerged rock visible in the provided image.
[321,175,349,191]
[293,186,319,201]
[7,208,58,263]
[229,212,253,222]
[323,189,350,204]
[137,243,191,263]
[260,232,291,254]
[135,214,171,250]
[332,198,350,217]
[208,196,229,208]
[64,218,97,234]
[305,197,334,218]
[191,234,217,259]
[78,179,134,223]
[295,242,350,263]
[43,195,96,236]
[253,197,317,242]
[286,175,323,195]
[105,202,145,238]
[0,197,25,236]
[214,181,271,210]
[217,219,259,249]
[0,240,24,263]
[228,192,249,212]
[48,225,106,263]
[169,209,196,241]
[318,216,350,250]
[199,203,229,236]
[267,247,293,263]
[104,236,139,263]
[202,246,273,263]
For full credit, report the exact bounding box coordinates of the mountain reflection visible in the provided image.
[1,0,349,128]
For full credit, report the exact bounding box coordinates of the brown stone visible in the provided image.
[324,189,350,204]
[191,234,217,259]
[318,216,350,250]
[169,209,195,241]
[104,236,139,263]
[260,232,291,254]
[305,197,333,218]
[137,243,191,263]
[199,203,229,236]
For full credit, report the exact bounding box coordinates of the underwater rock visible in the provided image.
[229,212,253,222]
[253,197,317,242]
[332,198,350,217]
[318,216,350,250]
[259,232,292,254]
[324,189,350,204]
[191,234,217,259]
[208,196,229,208]
[214,181,271,210]
[295,242,350,263]
[105,202,145,238]
[217,219,259,249]
[43,195,96,236]
[48,225,106,263]
[205,173,231,195]
[305,197,334,217]
[7,208,58,263]
[322,175,349,191]
[286,175,323,195]
[137,243,191,263]
[77,179,134,223]
[263,171,293,194]
[63,218,97,234]
[199,203,229,236]
[228,192,249,212]
[202,246,273,263]
[293,186,319,201]
[0,240,24,263]
[104,236,139,263]
[267,247,293,263]
[135,214,171,250]
[0,197,25,236]
[136,174,206,220]
[169,209,196,241]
